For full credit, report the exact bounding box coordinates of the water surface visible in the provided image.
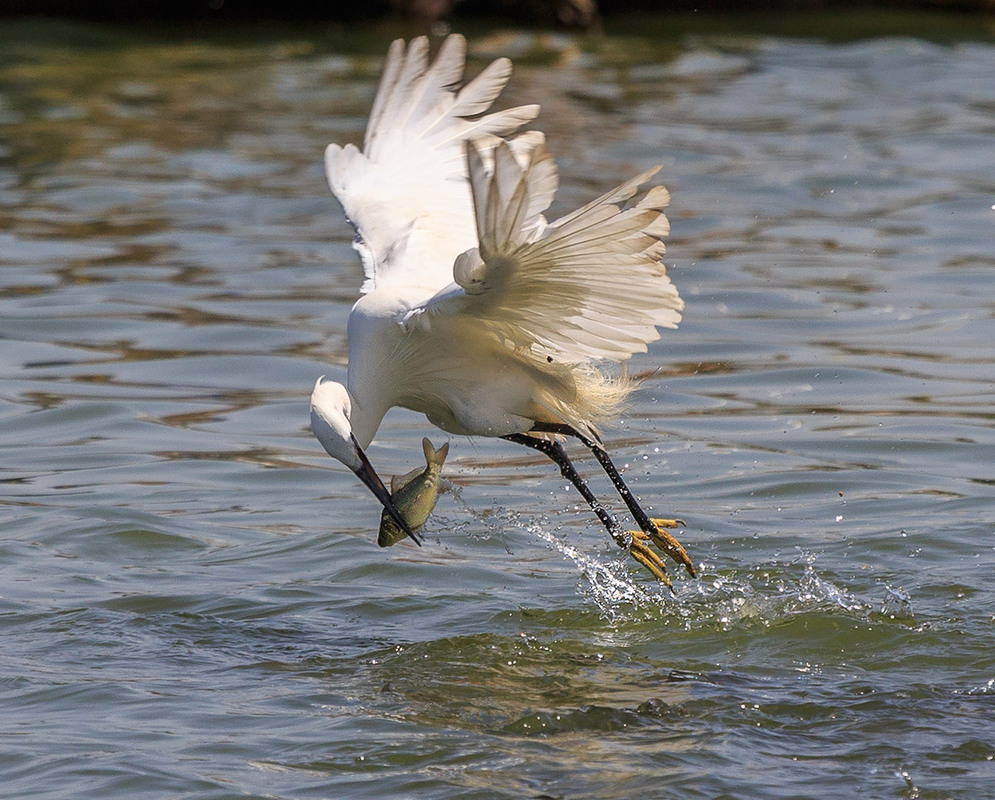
[2,19,994,799]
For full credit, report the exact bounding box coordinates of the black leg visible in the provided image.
[528,423,695,578]
[528,423,683,533]
[503,433,629,547]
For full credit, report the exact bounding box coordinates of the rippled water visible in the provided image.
[2,19,995,799]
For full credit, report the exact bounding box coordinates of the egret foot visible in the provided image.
[628,537,674,589]
[628,518,696,578]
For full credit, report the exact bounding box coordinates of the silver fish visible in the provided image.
[378,438,449,547]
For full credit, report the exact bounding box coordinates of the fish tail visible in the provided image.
[422,437,450,468]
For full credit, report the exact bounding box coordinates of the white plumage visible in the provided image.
[311,34,694,583]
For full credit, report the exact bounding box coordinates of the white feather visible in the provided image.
[417,139,683,368]
[326,35,539,295]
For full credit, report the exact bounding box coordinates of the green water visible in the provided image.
[2,16,994,799]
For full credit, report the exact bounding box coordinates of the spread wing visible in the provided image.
[324,34,540,295]
[407,139,683,366]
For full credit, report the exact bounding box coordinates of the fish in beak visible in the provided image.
[310,376,421,546]
[349,434,423,546]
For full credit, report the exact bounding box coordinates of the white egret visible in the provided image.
[310,34,695,583]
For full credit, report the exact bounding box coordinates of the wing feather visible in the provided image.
[326,35,540,294]
[415,139,683,367]
[450,58,513,116]
[365,39,405,149]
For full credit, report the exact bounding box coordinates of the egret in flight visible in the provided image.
[310,34,695,584]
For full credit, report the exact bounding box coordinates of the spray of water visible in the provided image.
[444,486,672,619]
[444,486,889,629]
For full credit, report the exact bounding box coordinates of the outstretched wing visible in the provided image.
[409,139,683,366]
[325,35,540,294]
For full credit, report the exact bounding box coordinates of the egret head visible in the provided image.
[310,376,421,545]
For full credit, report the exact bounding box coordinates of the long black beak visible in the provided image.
[350,435,422,546]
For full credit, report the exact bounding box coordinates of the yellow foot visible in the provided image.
[629,518,696,580]
[628,538,674,590]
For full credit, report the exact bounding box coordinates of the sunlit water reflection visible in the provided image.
[2,20,994,799]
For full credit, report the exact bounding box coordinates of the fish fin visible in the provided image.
[392,467,423,492]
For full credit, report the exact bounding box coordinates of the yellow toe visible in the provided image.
[628,540,674,589]
[629,519,696,578]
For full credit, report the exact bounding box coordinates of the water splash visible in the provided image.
[445,490,884,628]
[961,678,995,696]
[522,518,669,620]
[446,488,667,619]
[880,585,915,621]
[673,554,871,631]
